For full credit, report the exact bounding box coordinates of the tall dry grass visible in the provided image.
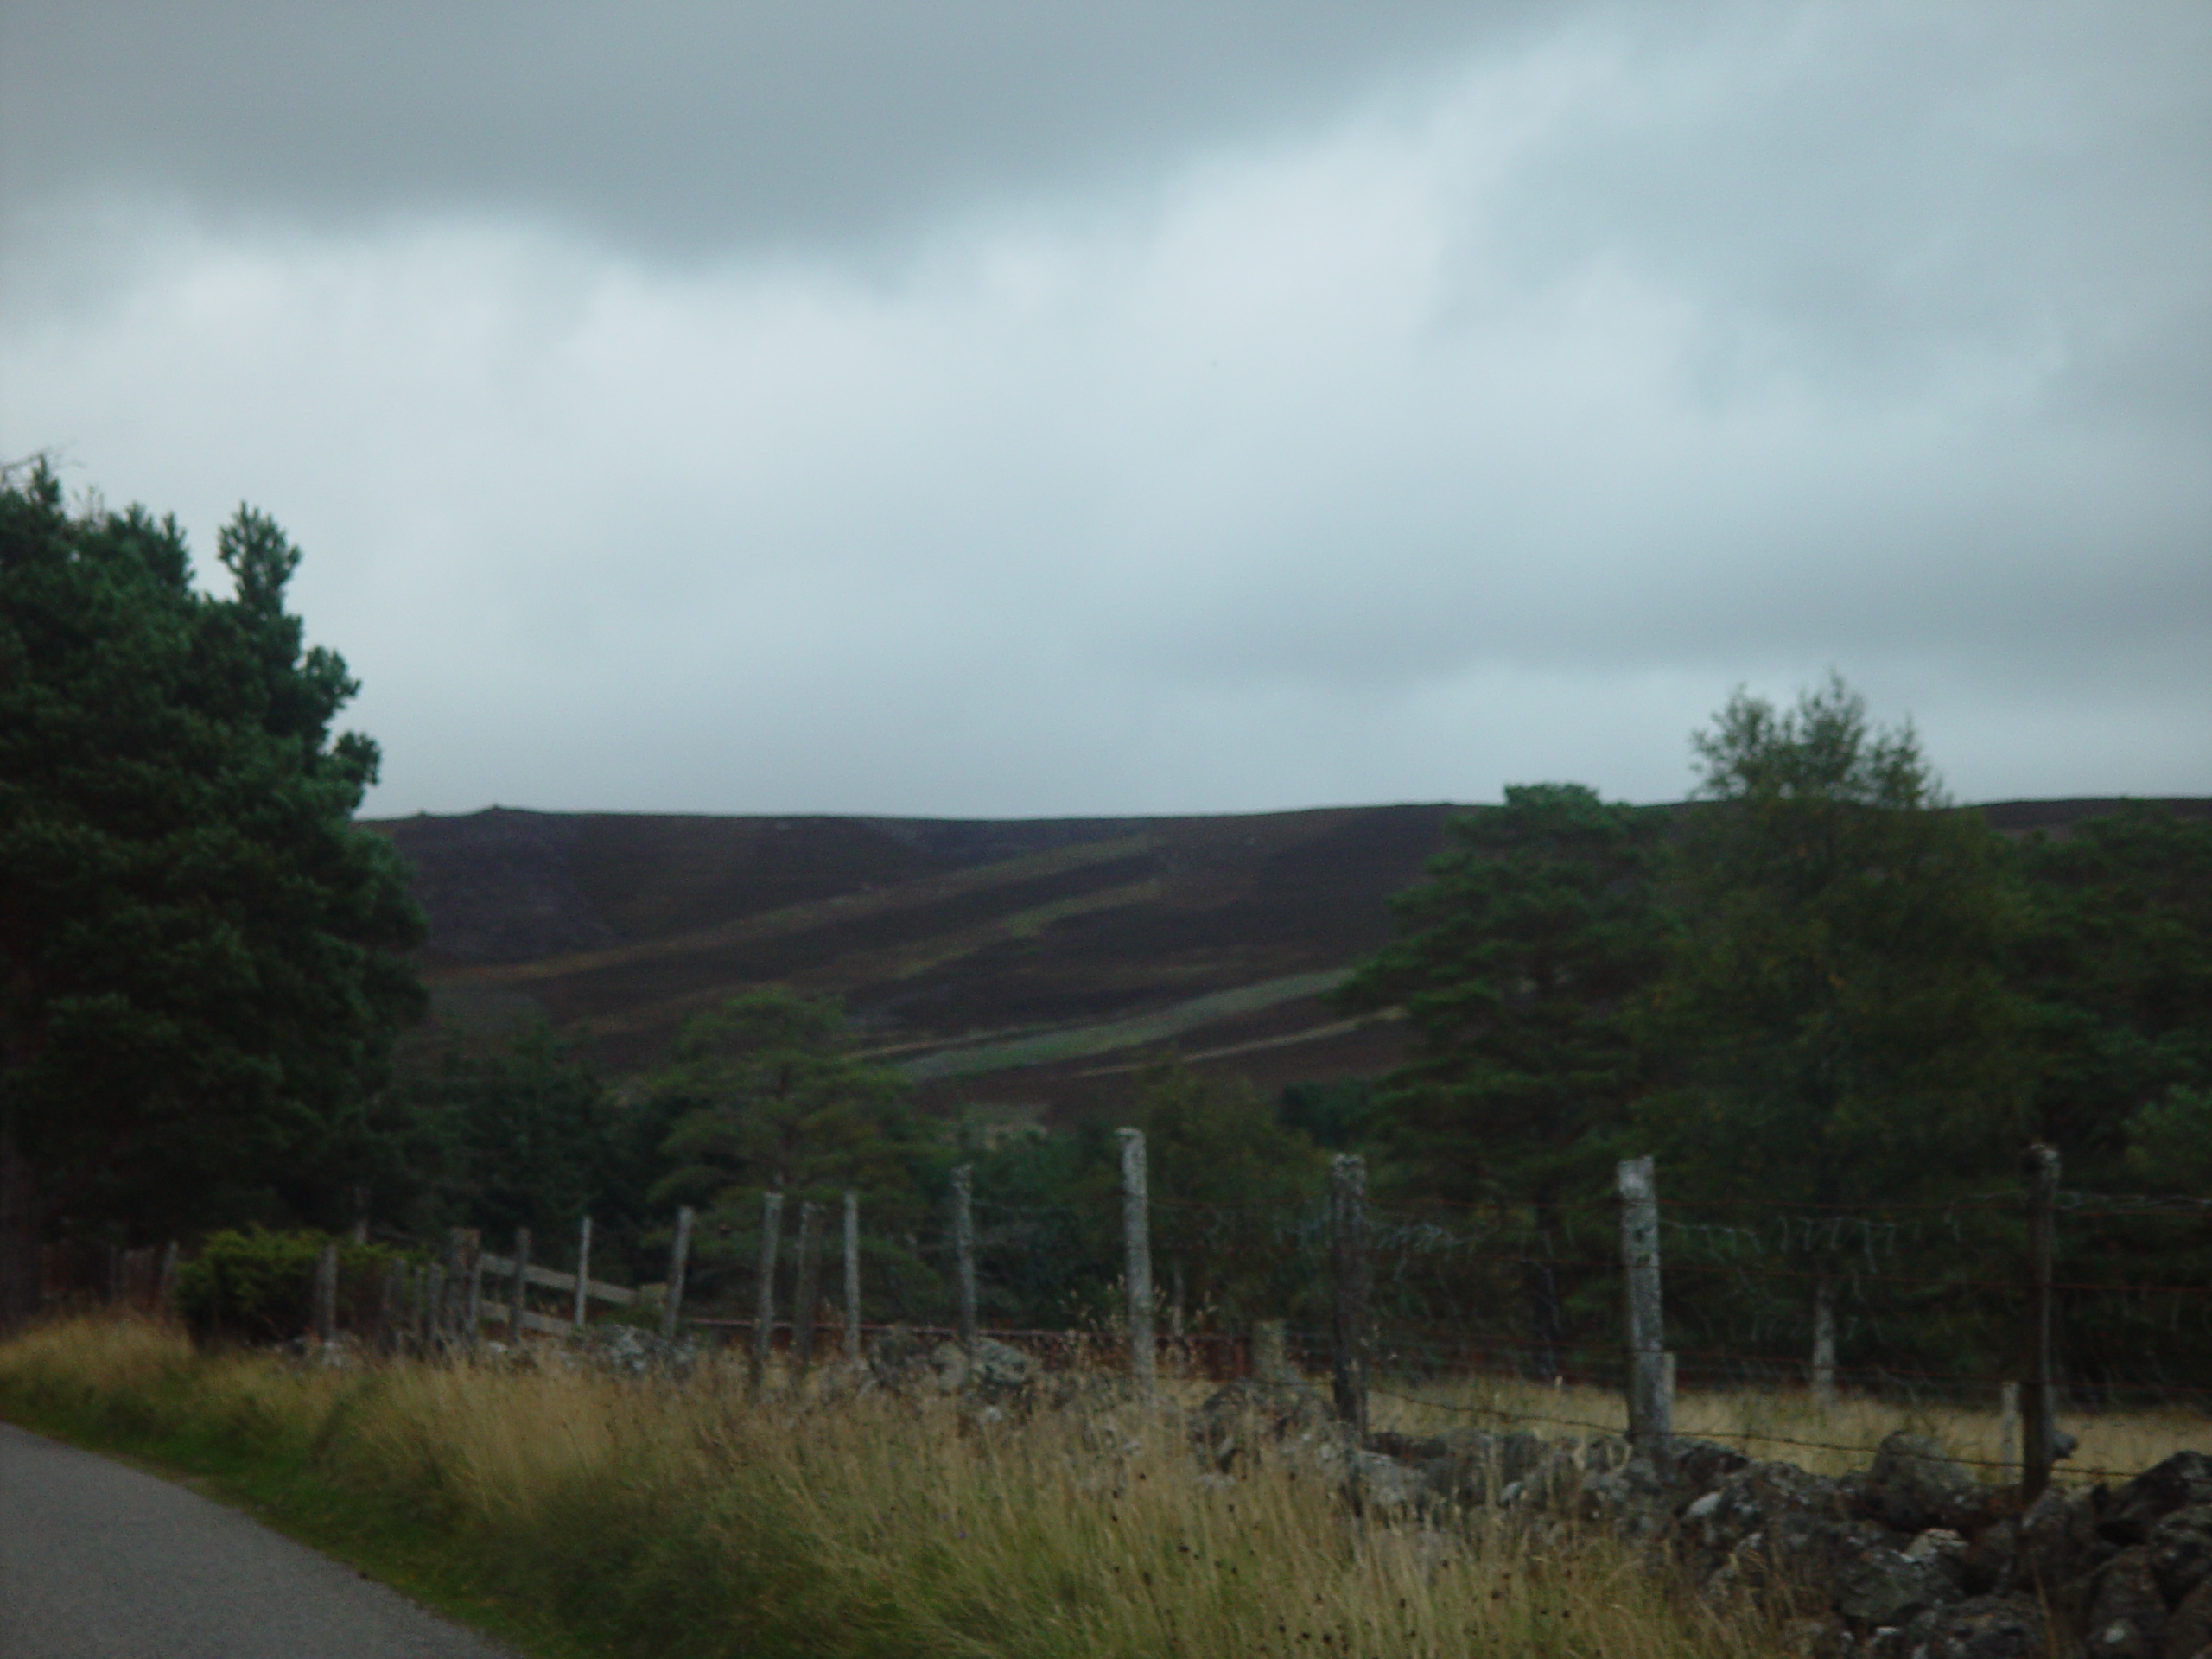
[2,1316,1792,1659]
[1367,1373,2208,1483]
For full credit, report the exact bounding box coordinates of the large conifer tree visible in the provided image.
[0,465,423,1327]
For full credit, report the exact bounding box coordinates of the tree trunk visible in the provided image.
[0,1122,44,1334]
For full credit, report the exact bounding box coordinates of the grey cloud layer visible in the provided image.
[1,0,1530,252]
[1,2,2204,816]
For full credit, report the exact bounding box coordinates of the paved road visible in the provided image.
[0,1421,513,1658]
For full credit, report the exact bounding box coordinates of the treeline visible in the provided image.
[345,679,2211,1392]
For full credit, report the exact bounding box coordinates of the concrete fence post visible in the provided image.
[842,1190,861,1365]
[661,1206,694,1341]
[311,1243,339,1344]
[508,1227,532,1342]
[1253,1319,1289,1384]
[1118,1129,1154,1398]
[751,1189,784,1389]
[2023,1144,2061,1500]
[461,1230,484,1352]
[572,1216,593,1330]
[1329,1154,1369,1436]
[952,1165,977,1361]
[156,1241,180,1318]
[1618,1156,1673,1449]
[791,1201,823,1375]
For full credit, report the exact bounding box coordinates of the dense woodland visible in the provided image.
[4,471,2208,1389]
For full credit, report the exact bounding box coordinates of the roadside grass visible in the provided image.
[2,1314,1790,1659]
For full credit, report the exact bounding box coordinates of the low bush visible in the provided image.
[172,1229,404,1342]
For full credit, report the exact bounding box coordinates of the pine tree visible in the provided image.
[1,465,423,1326]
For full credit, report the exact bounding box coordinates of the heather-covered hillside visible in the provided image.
[367,797,2209,1122]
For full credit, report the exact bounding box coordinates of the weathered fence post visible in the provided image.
[1253,1319,1289,1384]
[1118,1129,1154,1397]
[1810,1275,1838,1412]
[2023,1143,2061,1500]
[842,1190,861,1365]
[311,1242,339,1344]
[1168,1260,1186,1375]
[1329,1154,1369,1436]
[441,1230,467,1347]
[751,1189,784,1389]
[951,1165,977,1361]
[461,1230,484,1352]
[661,1206,694,1341]
[1618,1156,1673,1449]
[156,1240,180,1318]
[425,1263,447,1352]
[509,1227,532,1342]
[378,1259,404,1355]
[1999,1380,2022,1484]
[791,1201,823,1375]
[572,1215,594,1330]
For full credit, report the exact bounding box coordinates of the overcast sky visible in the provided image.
[3,1,2207,817]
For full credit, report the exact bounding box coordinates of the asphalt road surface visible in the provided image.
[0,1421,514,1658]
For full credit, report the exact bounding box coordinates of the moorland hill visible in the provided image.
[368,796,2210,1123]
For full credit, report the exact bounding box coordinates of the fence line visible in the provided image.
[32,1136,2209,1502]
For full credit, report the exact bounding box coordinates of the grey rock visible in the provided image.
[2164,1580,2212,1659]
[1348,1449,1425,1516]
[1883,1593,2044,1659]
[1356,1427,1549,1510]
[1657,1436,1754,1500]
[2018,1487,2121,1607]
[928,1336,1034,1401]
[2088,1548,2171,1659]
[1907,1529,1970,1579]
[1835,1546,1962,1625]
[561,1321,698,1376]
[1861,1433,1982,1534]
[1582,1433,1632,1474]
[1959,1516,2020,1596]
[1186,1378,1332,1471]
[1685,1459,1851,1560]
[863,1324,936,1389]
[1781,1612,1858,1659]
[2150,1506,2212,1607]
[2107,1456,2212,1547]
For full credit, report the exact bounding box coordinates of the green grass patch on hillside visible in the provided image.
[896,969,1354,1082]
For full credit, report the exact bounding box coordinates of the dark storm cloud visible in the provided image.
[1,0,1535,254]
[0,1,2205,816]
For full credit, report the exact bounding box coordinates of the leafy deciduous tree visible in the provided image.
[1636,677,2023,1379]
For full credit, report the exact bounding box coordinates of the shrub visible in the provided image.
[173,1228,404,1341]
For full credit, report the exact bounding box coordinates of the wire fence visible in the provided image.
[41,1137,2209,1491]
